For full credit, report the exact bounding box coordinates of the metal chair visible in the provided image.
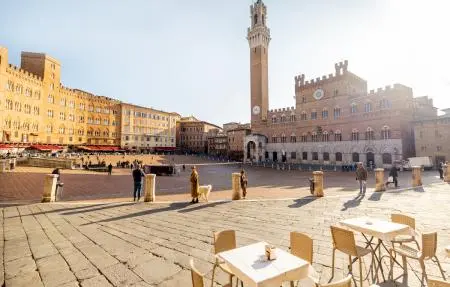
[190,258,231,287]
[330,226,373,287]
[319,275,353,287]
[391,213,420,249]
[390,231,446,284]
[211,230,242,287]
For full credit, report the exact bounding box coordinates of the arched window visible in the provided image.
[272,135,278,143]
[351,103,357,114]
[58,126,65,135]
[311,110,317,120]
[335,152,343,162]
[323,152,330,161]
[46,125,52,134]
[300,111,307,121]
[366,127,375,140]
[333,107,341,119]
[322,131,329,142]
[290,133,296,143]
[352,153,360,162]
[290,113,296,122]
[382,153,392,164]
[382,126,391,140]
[281,133,286,143]
[280,114,286,123]
[322,108,328,119]
[272,115,277,124]
[301,133,307,142]
[334,130,342,141]
[380,98,391,109]
[364,102,372,113]
[311,132,318,142]
[351,129,359,141]
[254,14,258,25]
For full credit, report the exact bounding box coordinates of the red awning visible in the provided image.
[154,147,177,151]
[0,144,13,150]
[80,145,122,152]
[28,144,63,151]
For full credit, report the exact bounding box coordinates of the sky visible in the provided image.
[1,0,449,126]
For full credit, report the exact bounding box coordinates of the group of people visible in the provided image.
[355,162,399,194]
[189,166,248,204]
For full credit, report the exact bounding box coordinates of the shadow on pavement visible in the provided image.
[288,196,317,208]
[8,203,110,218]
[342,193,365,211]
[177,201,230,213]
[62,202,136,215]
[368,192,382,201]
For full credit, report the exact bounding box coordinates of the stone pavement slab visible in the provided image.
[1,182,449,287]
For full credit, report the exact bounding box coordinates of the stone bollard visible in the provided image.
[271,163,274,169]
[444,164,450,183]
[374,168,386,192]
[11,158,17,170]
[231,173,241,200]
[412,166,422,187]
[312,171,324,197]
[144,174,156,202]
[0,160,7,173]
[288,165,291,171]
[42,174,59,202]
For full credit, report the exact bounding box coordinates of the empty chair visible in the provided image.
[428,279,450,287]
[391,213,420,249]
[318,275,352,287]
[390,231,446,284]
[190,258,231,287]
[290,232,317,287]
[330,226,373,287]
[211,230,241,286]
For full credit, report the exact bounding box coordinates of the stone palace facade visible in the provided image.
[244,0,436,168]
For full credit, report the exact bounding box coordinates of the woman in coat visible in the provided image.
[190,166,199,204]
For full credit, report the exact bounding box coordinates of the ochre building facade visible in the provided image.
[176,116,222,154]
[244,0,436,168]
[0,47,180,150]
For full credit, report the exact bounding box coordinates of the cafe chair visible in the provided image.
[190,258,231,287]
[319,275,353,287]
[211,230,242,287]
[330,226,373,287]
[390,231,446,284]
[391,213,420,249]
[289,232,318,287]
[428,279,450,287]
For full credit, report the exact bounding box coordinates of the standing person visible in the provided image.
[190,166,199,204]
[355,162,368,194]
[132,166,145,201]
[386,164,399,188]
[240,169,248,199]
[438,161,444,180]
[107,163,113,175]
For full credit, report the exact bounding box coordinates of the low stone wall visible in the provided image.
[19,157,74,169]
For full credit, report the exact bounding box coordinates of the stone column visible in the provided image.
[443,164,450,183]
[0,160,7,173]
[412,166,422,187]
[232,172,241,200]
[144,174,156,202]
[313,171,324,197]
[374,168,386,192]
[42,174,59,203]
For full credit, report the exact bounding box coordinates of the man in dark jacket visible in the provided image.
[386,165,398,188]
[438,162,444,180]
[355,162,368,194]
[132,166,145,201]
[107,163,113,175]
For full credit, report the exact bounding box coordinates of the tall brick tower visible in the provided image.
[247,0,270,124]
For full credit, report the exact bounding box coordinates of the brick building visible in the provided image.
[414,108,450,166]
[176,116,221,154]
[207,132,228,157]
[227,125,251,160]
[244,0,436,168]
[0,46,181,152]
[119,103,180,152]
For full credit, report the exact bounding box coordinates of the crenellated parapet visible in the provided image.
[368,84,412,97]
[6,63,43,85]
[268,106,296,118]
[295,60,349,90]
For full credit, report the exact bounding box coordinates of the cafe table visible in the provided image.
[216,241,310,287]
[340,216,413,282]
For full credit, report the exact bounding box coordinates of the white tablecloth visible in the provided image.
[217,242,310,287]
[340,217,412,242]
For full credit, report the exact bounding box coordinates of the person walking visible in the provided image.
[386,164,399,188]
[355,162,368,194]
[107,163,113,175]
[438,161,444,180]
[190,166,199,204]
[132,166,145,201]
[240,169,248,199]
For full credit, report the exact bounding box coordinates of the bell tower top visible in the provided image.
[247,0,271,49]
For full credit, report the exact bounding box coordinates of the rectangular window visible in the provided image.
[291,152,296,159]
[322,110,328,119]
[334,108,341,119]
[302,152,308,160]
[311,112,317,120]
[312,152,318,160]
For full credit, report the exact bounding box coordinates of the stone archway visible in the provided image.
[246,141,256,160]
